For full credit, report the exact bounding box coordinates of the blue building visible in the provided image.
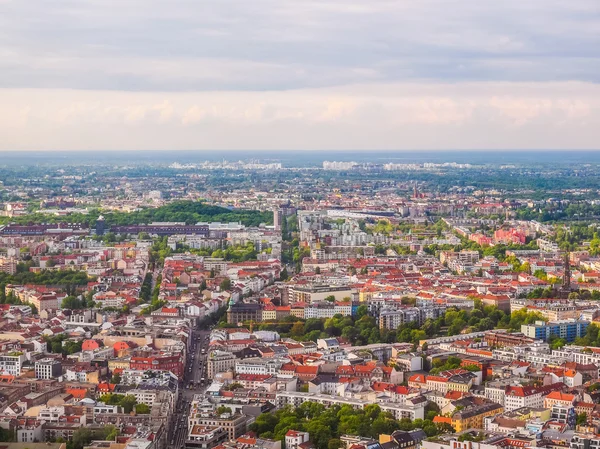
[521,319,589,342]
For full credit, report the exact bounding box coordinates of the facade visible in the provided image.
[192,415,248,441]
[285,430,310,449]
[0,353,25,376]
[521,320,589,342]
[504,383,564,411]
[186,425,228,449]
[35,358,62,379]
[571,434,600,449]
[235,358,283,376]
[276,391,425,420]
[207,351,237,377]
[451,402,504,432]
[227,303,262,324]
[130,354,183,377]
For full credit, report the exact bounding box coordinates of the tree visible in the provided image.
[28,303,38,315]
[0,427,14,442]
[249,412,278,435]
[51,341,63,353]
[219,278,232,291]
[62,340,83,355]
[280,267,289,281]
[104,424,119,441]
[436,422,456,434]
[577,412,588,425]
[135,403,151,414]
[120,395,137,414]
[549,334,567,350]
[61,295,84,310]
[71,427,93,449]
[356,304,368,319]
[217,406,232,415]
[291,322,305,337]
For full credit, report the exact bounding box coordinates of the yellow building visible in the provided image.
[451,402,503,432]
[262,308,276,321]
[290,305,305,319]
[108,358,130,372]
[447,374,474,393]
[86,370,100,384]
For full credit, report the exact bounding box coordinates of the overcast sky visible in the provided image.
[1,0,599,151]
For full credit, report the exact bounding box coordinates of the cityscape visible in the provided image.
[0,153,596,449]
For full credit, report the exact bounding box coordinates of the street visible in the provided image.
[168,325,212,449]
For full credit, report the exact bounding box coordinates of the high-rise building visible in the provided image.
[95,215,105,236]
[273,208,282,231]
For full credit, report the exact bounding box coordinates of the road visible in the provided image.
[168,326,212,449]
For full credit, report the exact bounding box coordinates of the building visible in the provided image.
[227,303,262,324]
[186,425,228,449]
[484,331,535,348]
[449,399,504,432]
[35,358,62,379]
[285,430,310,449]
[287,285,354,304]
[110,223,209,237]
[0,353,25,376]
[29,293,60,312]
[273,209,282,232]
[380,430,428,449]
[571,434,600,449]
[504,383,565,411]
[192,415,248,441]
[276,391,425,420]
[130,353,183,377]
[0,257,17,274]
[235,358,283,376]
[207,351,237,378]
[521,320,589,342]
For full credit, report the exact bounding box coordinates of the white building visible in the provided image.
[235,358,283,376]
[35,358,62,380]
[0,353,25,376]
[286,430,310,449]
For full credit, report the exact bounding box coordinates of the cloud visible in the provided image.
[0,0,599,92]
[0,81,598,150]
[0,1,598,150]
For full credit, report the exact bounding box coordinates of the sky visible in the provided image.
[0,0,599,151]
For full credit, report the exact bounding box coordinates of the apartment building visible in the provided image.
[207,351,236,378]
[35,358,62,379]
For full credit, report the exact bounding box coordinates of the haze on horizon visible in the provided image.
[1,0,599,151]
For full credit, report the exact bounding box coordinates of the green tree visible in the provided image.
[120,395,137,414]
[220,278,232,291]
[577,413,588,425]
[135,403,151,414]
[61,295,84,309]
[71,427,92,449]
